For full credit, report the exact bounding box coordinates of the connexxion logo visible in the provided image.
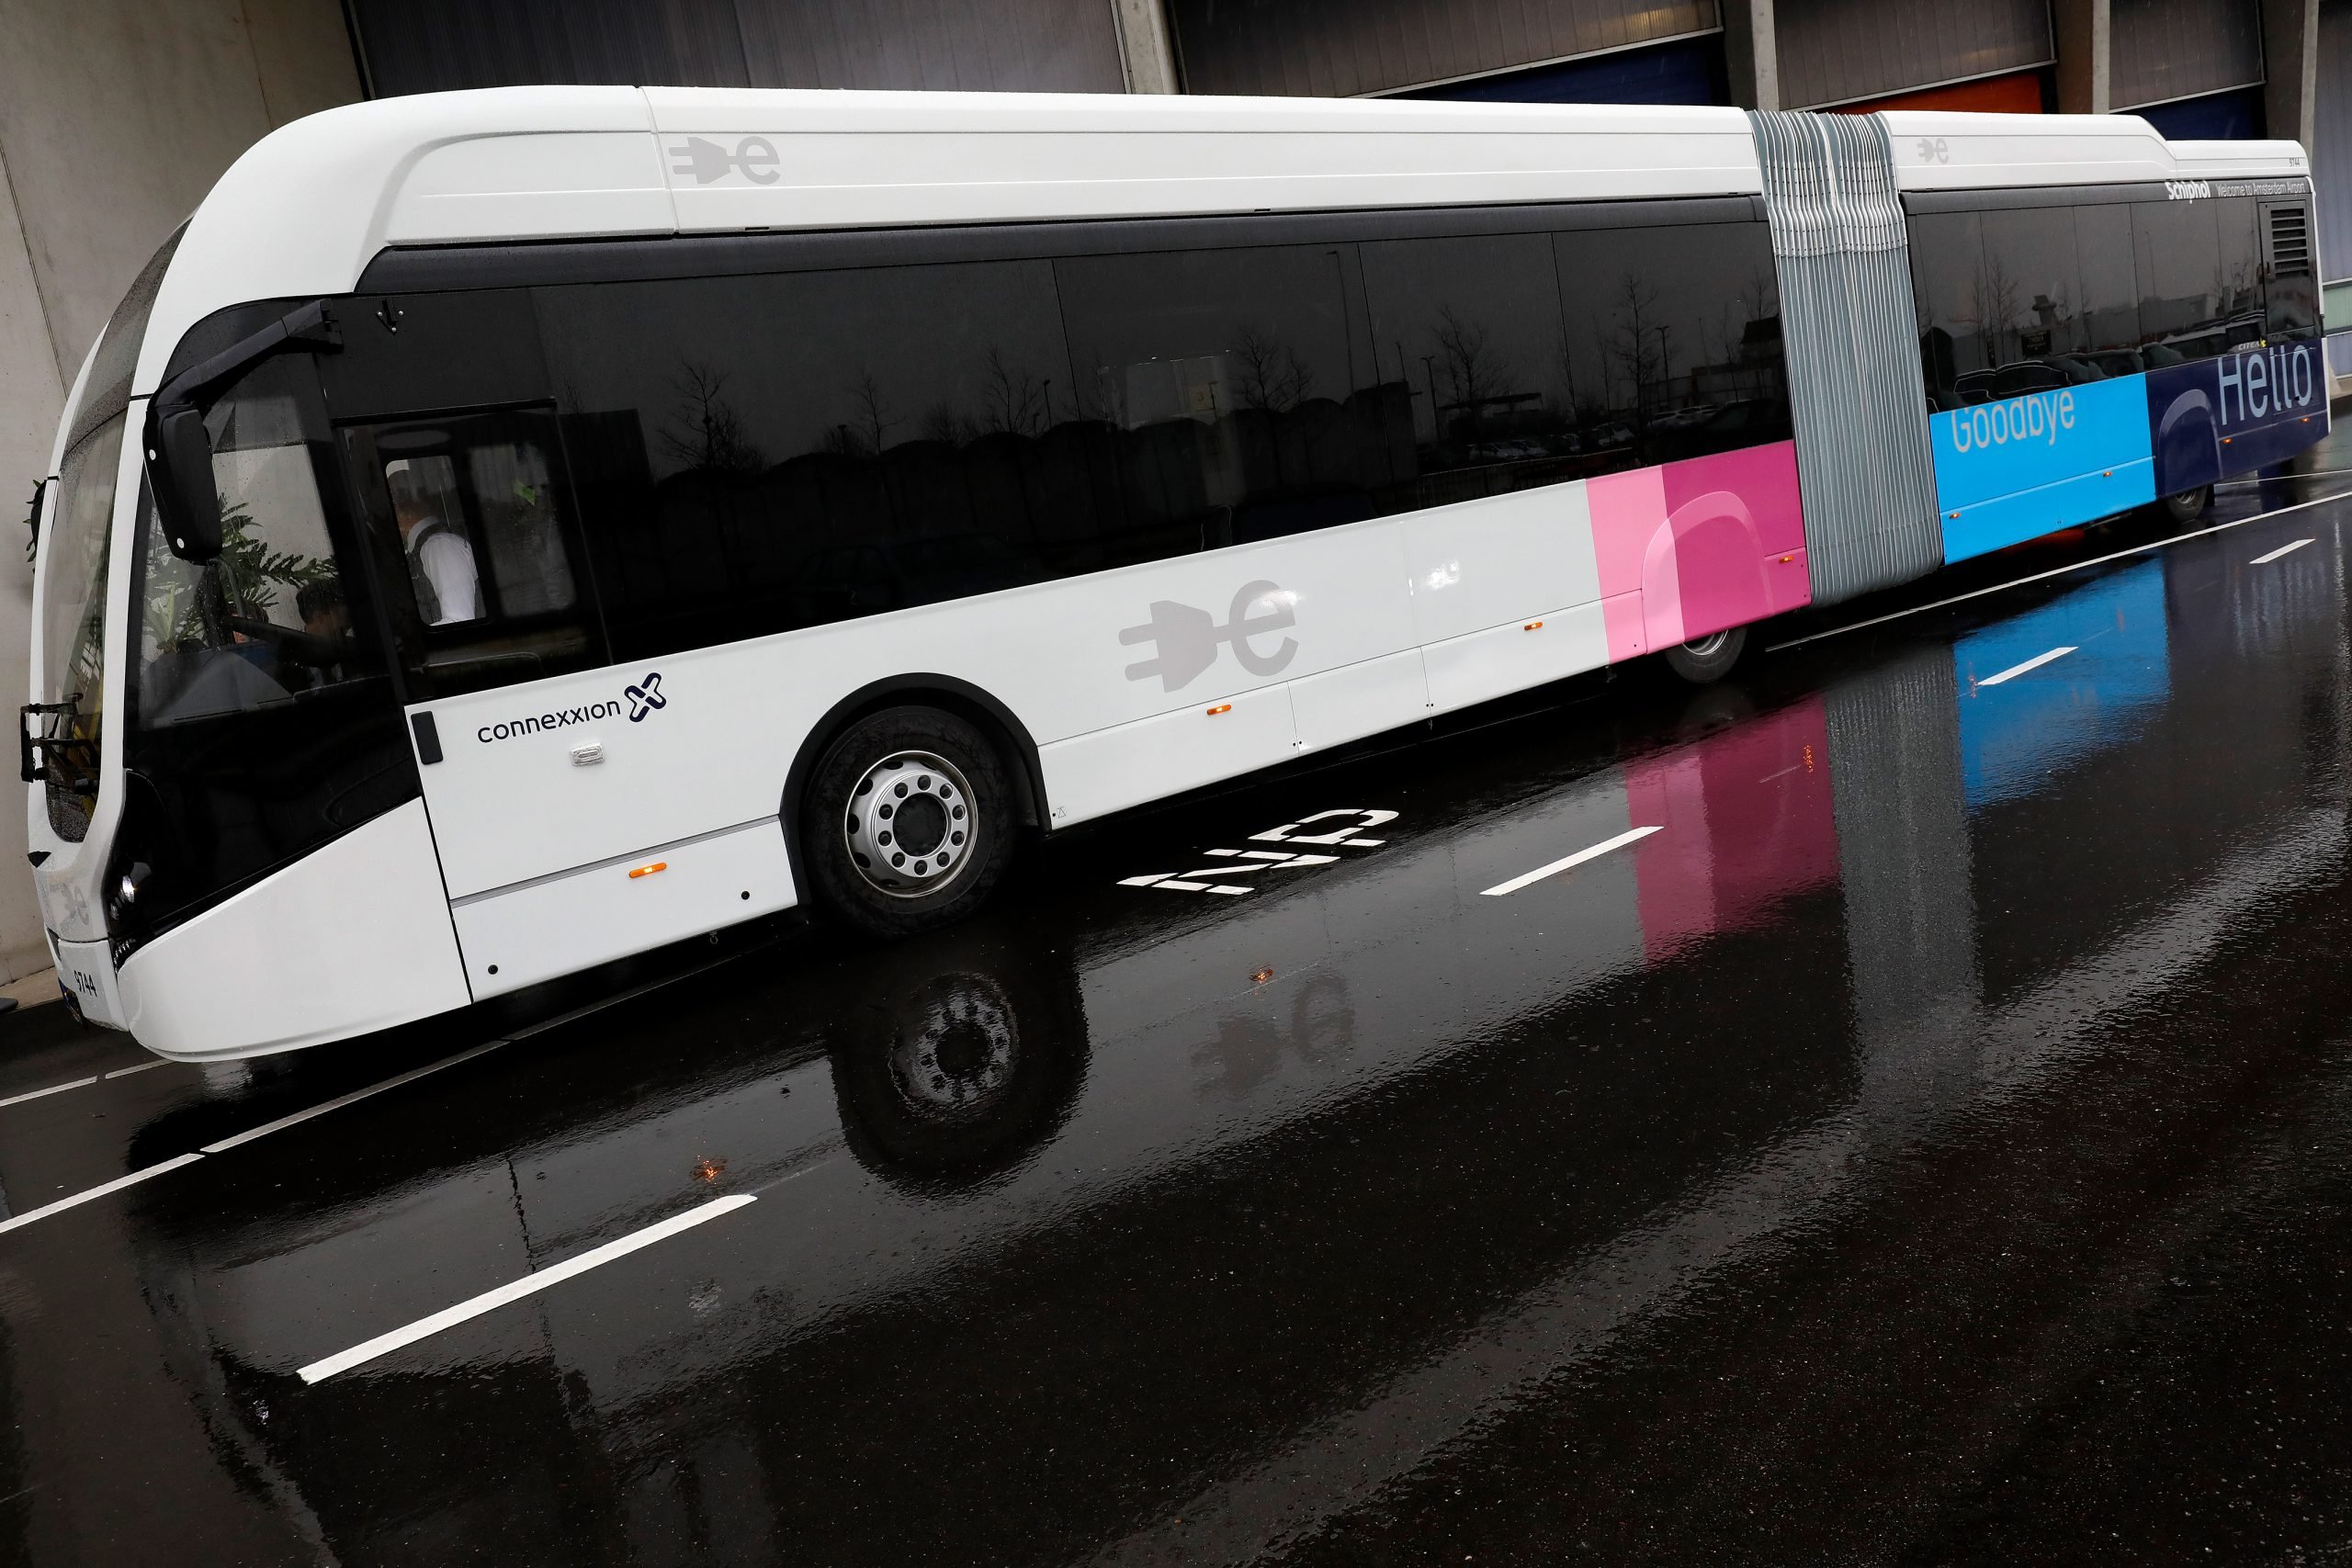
[476,672,667,746]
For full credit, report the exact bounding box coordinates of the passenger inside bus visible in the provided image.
[389,461,483,625]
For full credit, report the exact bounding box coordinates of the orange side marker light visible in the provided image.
[1522,620,1544,631]
[1206,703,1232,716]
[629,861,668,879]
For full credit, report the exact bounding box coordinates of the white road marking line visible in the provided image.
[0,1076,96,1110]
[1977,645,2076,686]
[199,1040,506,1155]
[298,1193,756,1384]
[1766,489,2352,654]
[103,1060,165,1079]
[1480,826,1662,898]
[2251,537,2315,564]
[1757,762,1805,784]
[0,1153,205,1236]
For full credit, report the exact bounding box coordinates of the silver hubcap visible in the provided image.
[1680,630,1730,659]
[844,750,977,898]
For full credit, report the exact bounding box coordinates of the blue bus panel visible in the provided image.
[1928,378,2156,564]
[2144,338,2330,497]
[1928,340,2329,565]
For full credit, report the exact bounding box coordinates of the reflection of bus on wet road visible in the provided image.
[99,513,2350,1562]
[22,89,2322,1060]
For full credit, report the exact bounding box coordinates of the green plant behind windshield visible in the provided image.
[142,500,334,652]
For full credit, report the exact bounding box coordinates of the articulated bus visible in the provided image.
[23,89,2324,1060]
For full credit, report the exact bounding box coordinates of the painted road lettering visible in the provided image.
[1120,809,1394,897]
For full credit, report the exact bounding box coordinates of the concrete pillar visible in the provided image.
[2262,0,2321,146]
[0,1,358,987]
[1721,0,1779,111]
[2052,0,2112,115]
[1111,0,1181,95]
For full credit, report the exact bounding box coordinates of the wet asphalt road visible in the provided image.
[10,447,2352,1564]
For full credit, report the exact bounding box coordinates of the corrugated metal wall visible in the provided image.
[2316,0,2352,284]
[1775,0,2051,109]
[1165,0,1718,98]
[347,0,1125,96]
[2111,0,2265,111]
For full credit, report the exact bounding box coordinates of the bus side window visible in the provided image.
[344,410,603,700]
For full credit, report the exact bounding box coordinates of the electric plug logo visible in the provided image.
[668,136,781,186]
[625,672,666,723]
[1120,581,1298,693]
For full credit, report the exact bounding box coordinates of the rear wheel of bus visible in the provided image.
[803,706,1017,938]
[1665,625,1747,684]
[2159,484,2213,525]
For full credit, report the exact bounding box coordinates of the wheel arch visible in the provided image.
[780,674,1049,901]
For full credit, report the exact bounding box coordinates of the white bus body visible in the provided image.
[22,89,2321,1059]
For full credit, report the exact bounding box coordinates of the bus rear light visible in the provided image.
[628,862,668,879]
[1205,703,1231,716]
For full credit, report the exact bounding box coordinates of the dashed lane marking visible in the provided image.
[2251,537,2315,565]
[1978,646,2076,687]
[298,1193,757,1383]
[199,1040,509,1155]
[0,951,754,1240]
[0,1076,96,1111]
[0,1154,204,1236]
[1480,826,1662,898]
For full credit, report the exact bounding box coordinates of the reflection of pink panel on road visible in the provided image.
[1623,693,1838,963]
[1588,441,1810,660]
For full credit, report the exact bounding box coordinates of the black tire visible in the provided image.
[802,706,1015,938]
[1663,624,1747,685]
[2160,483,2213,525]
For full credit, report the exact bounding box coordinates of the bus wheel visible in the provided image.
[1664,626,1747,685]
[2160,484,2212,525]
[805,706,1014,938]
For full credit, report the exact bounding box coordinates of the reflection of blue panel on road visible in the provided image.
[2145,339,2331,496]
[1929,375,2156,564]
[1954,558,2170,811]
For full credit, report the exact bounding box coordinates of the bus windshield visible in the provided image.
[35,228,180,840]
[130,354,365,731]
[116,346,412,942]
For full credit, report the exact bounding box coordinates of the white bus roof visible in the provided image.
[134,86,2313,398]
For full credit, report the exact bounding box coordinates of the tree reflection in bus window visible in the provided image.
[135,358,368,729]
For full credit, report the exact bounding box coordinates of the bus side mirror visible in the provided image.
[147,403,222,562]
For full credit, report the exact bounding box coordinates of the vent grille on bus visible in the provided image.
[2269,205,2312,277]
